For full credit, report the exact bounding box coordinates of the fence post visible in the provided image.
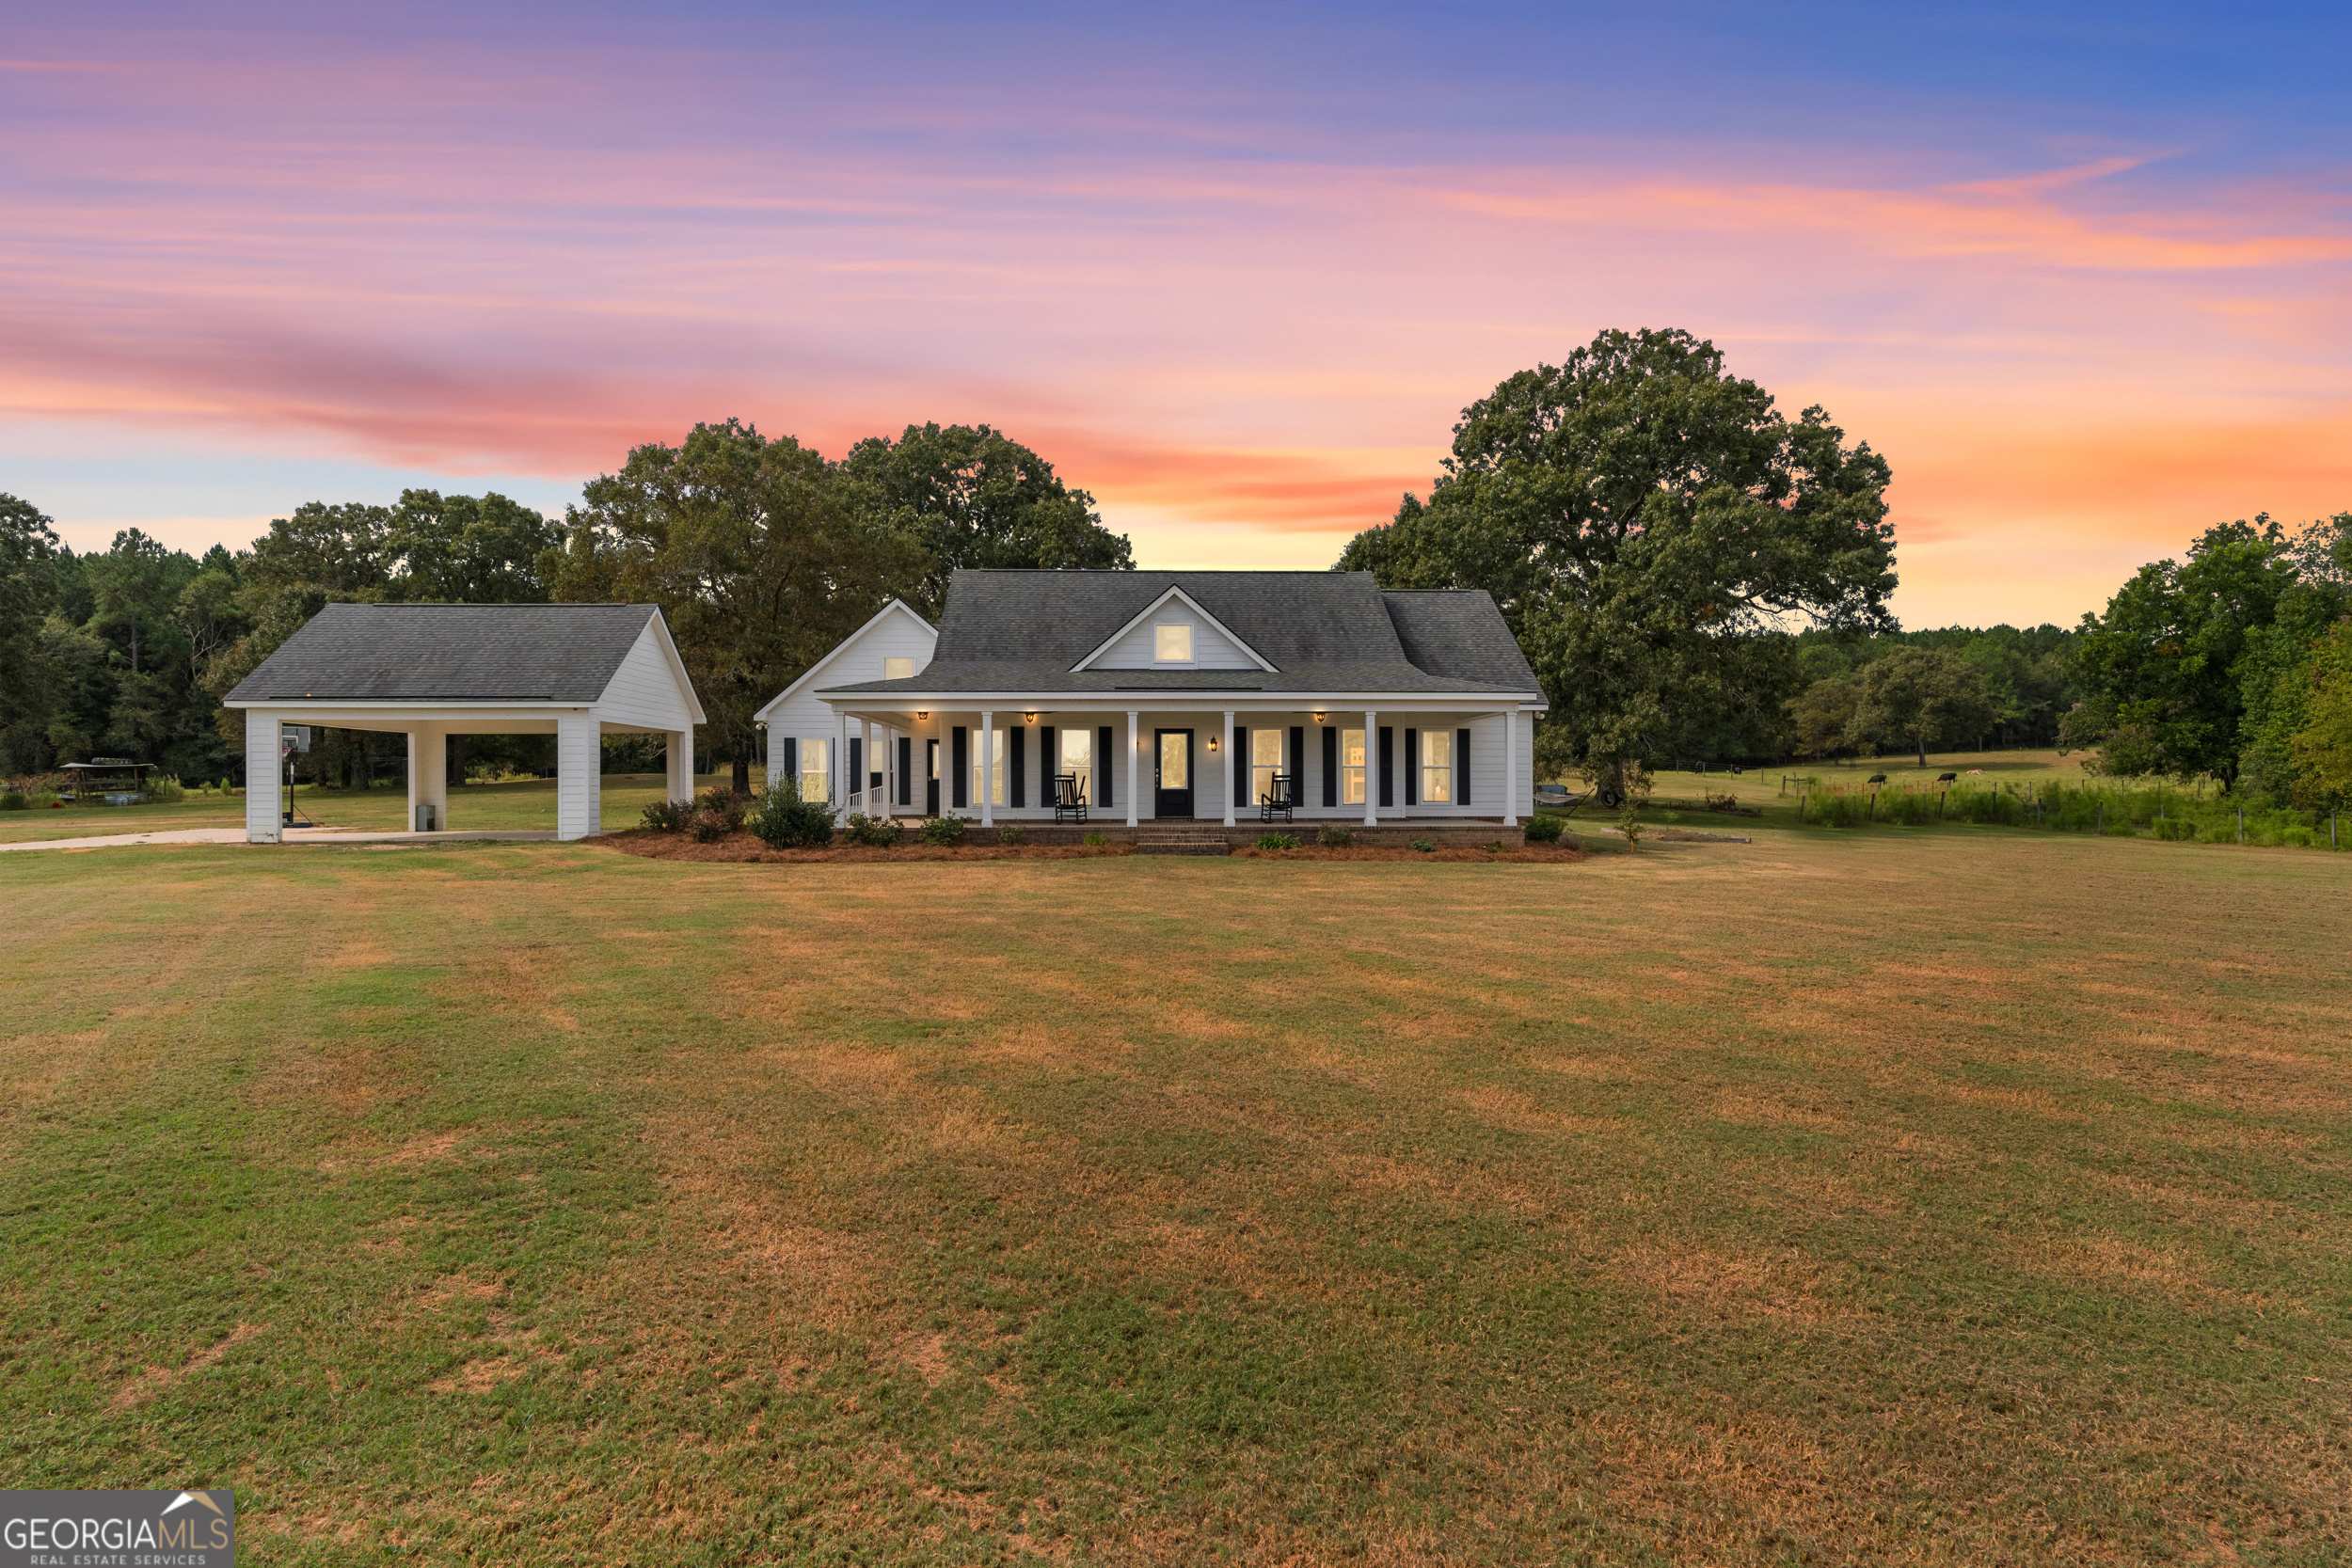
[2096,803,2104,835]
[2237,805,2245,845]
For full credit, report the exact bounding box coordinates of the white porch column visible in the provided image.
[882,723,897,816]
[555,715,601,841]
[837,709,850,814]
[1125,710,1139,827]
[1363,709,1378,827]
[1502,707,1518,827]
[667,728,691,803]
[1221,709,1235,826]
[864,719,877,812]
[978,709,994,827]
[244,714,282,843]
[407,728,449,832]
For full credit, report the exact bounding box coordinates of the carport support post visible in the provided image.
[665,729,690,804]
[245,715,282,843]
[407,729,447,833]
[555,715,600,841]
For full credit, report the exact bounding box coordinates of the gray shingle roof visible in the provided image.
[225,603,660,703]
[818,571,1539,698]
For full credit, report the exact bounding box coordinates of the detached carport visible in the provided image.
[223,603,705,844]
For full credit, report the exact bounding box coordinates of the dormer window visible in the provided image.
[1154,624,1194,663]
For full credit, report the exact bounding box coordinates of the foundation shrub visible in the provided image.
[1522,814,1566,843]
[1082,832,1109,847]
[641,798,691,832]
[996,823,1025,846]
[844,813,903,847]
[1316,823,1355,847]
[1254,832,1299,850]
[1409,837,1436,853]
[919,816,969,847]
[748,781,833,848]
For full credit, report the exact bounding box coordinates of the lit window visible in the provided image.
[1342,729,1366,805]
[884,657,915,680]
[1251,728,1283,806]
[1058,727,1092,805]
[1154,624,1193,662]
[1422,730,1453,803]
[800,736,830,803]
[969,728,1006,805]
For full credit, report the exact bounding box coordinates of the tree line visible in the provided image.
[0,421,1131,787]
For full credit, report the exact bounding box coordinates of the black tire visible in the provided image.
[1597,786,1625,810]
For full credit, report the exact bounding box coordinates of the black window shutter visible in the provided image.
[1040,726,1055,803]
[951,727,968,809]
[1009,728,1025,808]
[783,736,798,788]
[1288,726,1304,802]
[1457,727,1471,803]
[1378,726,1394,808]
[1233,726,1248,805]
[1406,729,1419,805]
[849,736,862,800]
[1097,725,1114,805]
[898,736,912,803]
[1322,726,1338,807]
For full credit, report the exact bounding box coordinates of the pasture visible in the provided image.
[1,807,2346,1562]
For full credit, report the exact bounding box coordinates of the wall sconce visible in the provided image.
[1311,711,1327,724]
[1023,711,1038,724]
[1207,736,1219,752]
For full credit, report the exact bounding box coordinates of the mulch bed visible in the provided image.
[1233,845,1587,863]
[596,830,1585,865]
[598,829,1138,863]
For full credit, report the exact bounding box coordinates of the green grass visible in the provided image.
[0,772,740,844]
[2,827,2348,1562]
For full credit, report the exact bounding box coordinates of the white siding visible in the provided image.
[594,622,699,733]
[763,606,936,794]
[1084,611,1262,671]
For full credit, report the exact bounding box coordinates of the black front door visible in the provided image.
[1154,729,1194,818]
[926,738,941,816]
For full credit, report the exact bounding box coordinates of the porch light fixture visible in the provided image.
[1207,736,1218,752]
[914,711,930,721]
[1311,711,1327,723]
[1023,711,1038,724]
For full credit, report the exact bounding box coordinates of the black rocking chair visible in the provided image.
[1054,772,1089,824]
[1259,771,1296,823]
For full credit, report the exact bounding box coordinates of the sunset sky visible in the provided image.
[5,2,2347,627]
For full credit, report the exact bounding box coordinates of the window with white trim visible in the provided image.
[1250,728,1283,806]
[883,657,915,680]
[800,736,830,803]
[1342,729,1366,805]
[969,727,1006,805]
[1058,726,1092,805]
[1153,624,1193,662]
[1421,730,1453,802]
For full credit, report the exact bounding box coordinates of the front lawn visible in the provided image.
[1,832,2345,1562]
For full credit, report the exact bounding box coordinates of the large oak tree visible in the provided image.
[1338,328,1896,792]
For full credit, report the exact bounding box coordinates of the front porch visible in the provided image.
[800,704,1530,830]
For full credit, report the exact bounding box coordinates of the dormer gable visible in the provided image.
[1070,586,1277,673]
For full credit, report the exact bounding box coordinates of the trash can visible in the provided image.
[414,803,437,832]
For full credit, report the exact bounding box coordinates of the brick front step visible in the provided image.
[1136,836,1233,856]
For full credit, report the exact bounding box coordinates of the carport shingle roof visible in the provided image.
[816,570,1539,698]
[225,603,660,703]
